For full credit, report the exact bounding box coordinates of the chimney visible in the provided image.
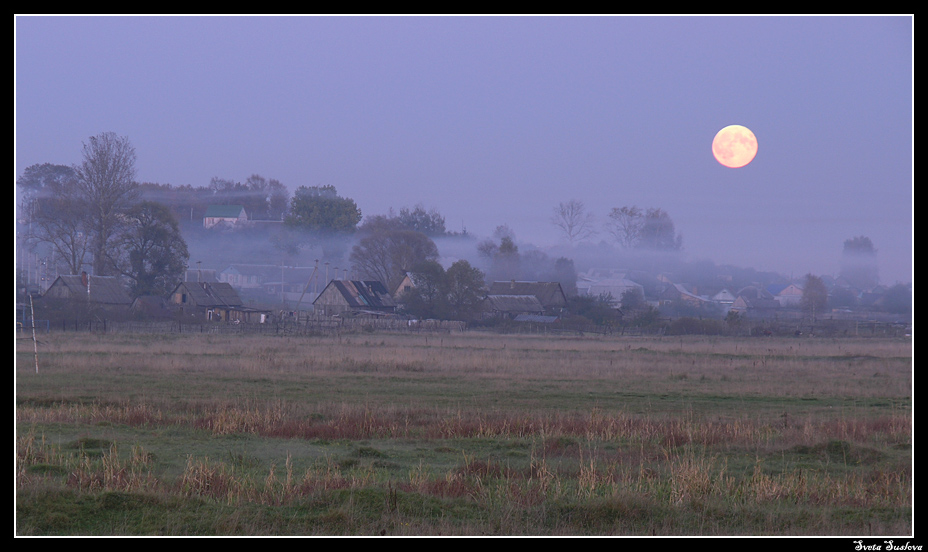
[510,279,515,290]
[81,271,88,288]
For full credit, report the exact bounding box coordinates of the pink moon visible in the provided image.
[712,125,758,168]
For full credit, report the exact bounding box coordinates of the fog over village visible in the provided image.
[16,16,912,330]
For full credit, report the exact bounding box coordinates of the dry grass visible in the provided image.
[15,331,912,535]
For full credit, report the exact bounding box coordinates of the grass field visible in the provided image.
[15,330,912,536]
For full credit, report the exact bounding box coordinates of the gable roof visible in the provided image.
[315,280,397,310]
[484,294,545,314]
[171,281,243,307]
[487,281,568,308]
[45,274,132,305]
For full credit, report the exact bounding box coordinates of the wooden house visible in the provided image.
[43,272,132,308]
[168,281,270,323]
[312,280,397,317]
[486,281,568,313]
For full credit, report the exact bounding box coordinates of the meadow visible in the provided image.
[15,330,912,536]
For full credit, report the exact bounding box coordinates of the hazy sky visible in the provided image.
[14,15,913,284]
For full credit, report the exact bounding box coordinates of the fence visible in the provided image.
[16,315,908,339]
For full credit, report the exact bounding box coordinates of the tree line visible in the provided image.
[550,199,684,251]
[17,133,189,298]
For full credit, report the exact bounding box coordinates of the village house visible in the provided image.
[658,283,711,309]
[42,272,133,312]
[168,281,270,323]
[729,286,781,316]
[486,281,568,314]
[768,283,804,308]
[584,277,645,306]
[711,289,737,309]
[203,205,248,230]
[312,280,397,317]
[482,294,546,319]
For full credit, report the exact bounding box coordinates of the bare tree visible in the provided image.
[605,205,643,249]
[350,229,439,291]
[73,132,140,276]
[551,199,596,245]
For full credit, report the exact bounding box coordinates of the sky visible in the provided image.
[14,15,913,285]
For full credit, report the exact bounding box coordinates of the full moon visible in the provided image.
[712,125,758,168]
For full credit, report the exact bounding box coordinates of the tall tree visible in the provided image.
[605,205,643,249]
[839,235,879,290]
[477,228,521,283]
[637,208,683,251]
[284,185,362,234]
[397,204,447,236]
[551,257,579,297]
[350,228,439,291]
[73,132,140,275]
[444,260,487,321]
[17,164,91,275]
[551,199,596,245]
[800,273,829,324]
[110,201,189,297]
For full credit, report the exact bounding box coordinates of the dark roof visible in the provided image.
[484,294,545,314]
[316,280,397,310]
[487,281,568,308]
[513,314,560,323]
[173,282,243,307]
[46,275,132,305]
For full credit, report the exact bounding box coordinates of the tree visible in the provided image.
[266,179,290,221]
[637,208,682,251]
[17,164,91,275]
[350,228,439,291]
[399,259,487,322]
[551,257,578,297]
[605,205,643,249]
[284,185,362,234]
[551,199,596,245]
[800,273,828,324]
[16,163,78,208]
[839,236,879,290]
[881,283,912,315]
[567,293,622,326]
[399,260,448,320]
[444,260,487,321]
[397,204,447,236]
[620,287,646,310]
[73,132,141,276]
[110,201,189,297]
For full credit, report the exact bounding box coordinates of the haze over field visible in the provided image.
[15,15,913,285]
